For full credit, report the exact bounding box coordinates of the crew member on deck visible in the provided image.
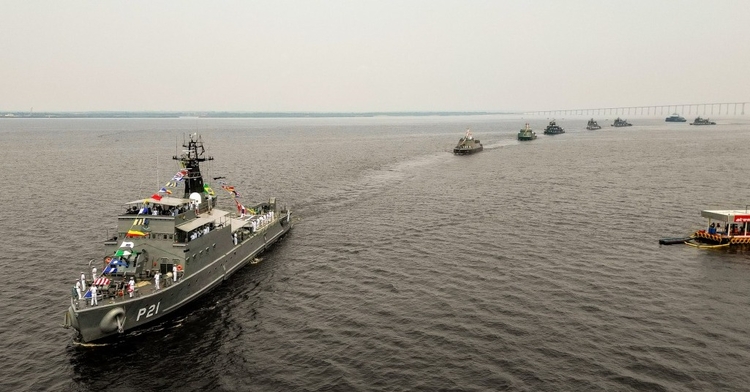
[173,265,178,283]
[92,267,97,281]
[90,285,98,306]
[75,280,82,300]
[80,272,87,292]
[154,271,161,290]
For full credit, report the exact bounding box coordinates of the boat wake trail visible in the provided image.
[297,152,448,217]
[482,138,520,150]
[297,135,520,217]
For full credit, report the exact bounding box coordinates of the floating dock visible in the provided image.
[658,237,692,245]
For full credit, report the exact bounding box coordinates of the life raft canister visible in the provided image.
[99,307,126,333]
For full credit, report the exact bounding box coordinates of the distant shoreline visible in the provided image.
[0,111,513,119]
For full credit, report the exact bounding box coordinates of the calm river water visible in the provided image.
[1,115,750,391]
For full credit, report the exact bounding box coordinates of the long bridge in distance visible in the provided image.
[525,102,747,117]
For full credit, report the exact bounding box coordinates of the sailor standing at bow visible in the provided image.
[80,272,87,292]
[154,271,161,290]
[91,267,97,281]
[128,277,135,298]
[75,280,82,300]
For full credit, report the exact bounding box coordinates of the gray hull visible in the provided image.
[66,217,291,343]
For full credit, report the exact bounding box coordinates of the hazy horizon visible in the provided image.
[2,1,749,112]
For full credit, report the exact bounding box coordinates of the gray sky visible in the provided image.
[2,0,748,112]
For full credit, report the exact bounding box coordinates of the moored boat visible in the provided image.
[665,113,687,122]
[517,123,537,141]
[690,117,716,125]
[611,117,632,127]
[63,133,293,343]
[586,118,601,130]
[543,120,565,135]
[453,128,483,155]
[684,209,750,248]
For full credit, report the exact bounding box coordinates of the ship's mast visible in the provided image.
[173,133,213,199]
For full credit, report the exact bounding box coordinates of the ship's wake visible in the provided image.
[481,138,520,150]
[296,136,520,217]
[296,151,449,217]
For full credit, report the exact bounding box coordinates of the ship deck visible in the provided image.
[73,211,282,311]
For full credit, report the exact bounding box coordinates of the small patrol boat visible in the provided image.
[690,117,716,125]
[453,128,483,155]
[517,123,537,141]
[679,209,750,248]
[612,117,632,127]
[543,120,565,135]
[665,113,687,122]
[63,133,293,343]
[586,118,601,130]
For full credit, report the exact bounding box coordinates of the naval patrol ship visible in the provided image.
[63,133,292,343]
[453,128,483,155]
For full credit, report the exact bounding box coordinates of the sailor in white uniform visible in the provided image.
[92,267,97,281]
[128,277,135,298]
[90,285,97,306]
[75,280,82,300]
[172,265,178,282]
[154,272,161,290]
[80,272,87,292]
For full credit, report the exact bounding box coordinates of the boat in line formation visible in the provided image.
[454,121,565,151]
[453,128,483,155]
[452,120,734,252]
[516,120,565,141]
[690,116,716,125]
[455,114,721,152]
[586,119,601,130]
[63,133,293,343]
[612,117,632,127]
[517,123,537,141]
[666,113,716,125]
[455,115,668,150]
[618,114,717,126]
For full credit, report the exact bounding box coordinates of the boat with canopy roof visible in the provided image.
[666,209,750,248]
